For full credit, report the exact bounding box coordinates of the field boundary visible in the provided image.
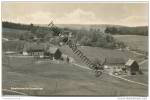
[72,63,148,87]
[139,59,148,65]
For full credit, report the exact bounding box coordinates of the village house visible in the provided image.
[46,47,62,60]
[23,42,63,60]
[103,57,141,76]
[104,57,126,75]
[22,42,47,57]
[125,59,140,75]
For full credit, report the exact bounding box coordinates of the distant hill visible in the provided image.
[107,26,148,36]
[2,21,148,36]
[40,24,125,32]
[40,24,148,35]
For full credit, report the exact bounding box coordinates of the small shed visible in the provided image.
[47,47,62,60]
[125,59,140,75]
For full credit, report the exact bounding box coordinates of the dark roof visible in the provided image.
[23,42,47,51]
[105,57,125,65]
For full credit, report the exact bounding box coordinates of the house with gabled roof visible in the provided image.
[125,59,140,75]
[46,46,62,60]
[103,57,140,75]
[22,42,47,57]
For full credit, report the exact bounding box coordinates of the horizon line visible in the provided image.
[2,20,148,27]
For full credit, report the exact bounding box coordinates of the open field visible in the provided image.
[60,45,146,65]
[60,45,148,87]
[113,35,148,52]
[2,28,29,40]
[2,56,148,96]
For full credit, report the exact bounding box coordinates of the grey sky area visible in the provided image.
[2,2,148,26]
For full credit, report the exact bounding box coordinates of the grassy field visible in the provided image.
[113,35,148,52]
[2,28,30,40]
[2,40,25,52]
[60,45,146,65]
[2,55,148,96]
[60,45,148,87]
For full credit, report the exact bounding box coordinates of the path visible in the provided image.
[72,63,148,87]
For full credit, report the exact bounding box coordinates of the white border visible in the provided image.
[0,0,149,100]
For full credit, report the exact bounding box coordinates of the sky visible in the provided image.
[2,2,149,26]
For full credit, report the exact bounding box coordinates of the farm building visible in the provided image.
[46,47,62,60]
[23,42,62,60]
[23,42,47,57]
[103,57,140,76]
[125,59,140,75]
[104,57,126,75]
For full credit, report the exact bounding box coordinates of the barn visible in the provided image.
[46,47,62,60]
[104,57,126,75]
[125,59,140,75]
[23,42,47,57]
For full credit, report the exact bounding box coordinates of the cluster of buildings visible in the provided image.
[4,32,141,76]
[16,41,141,76]
[103,57,140,76]
[21,42,75,63]
[22,42,62,60]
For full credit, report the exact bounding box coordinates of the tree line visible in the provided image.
[105,26,148,36]
[2,21,62,40]
[2,21,126,49]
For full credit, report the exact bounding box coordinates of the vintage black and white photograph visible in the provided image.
[1,2,148,96]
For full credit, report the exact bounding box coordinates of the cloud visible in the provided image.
[2,8,148,26]
[55,9,99,24]
[3,9,104,25]
[120,16,148,26]
[2,12,54,24]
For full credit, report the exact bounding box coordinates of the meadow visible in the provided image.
[2,56,148,96]
[2,28,29,40]
[113,35,148,52]
[60,45,146,65]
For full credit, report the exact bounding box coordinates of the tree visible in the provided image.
[105,27,118,34]
[29,23,34,30]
